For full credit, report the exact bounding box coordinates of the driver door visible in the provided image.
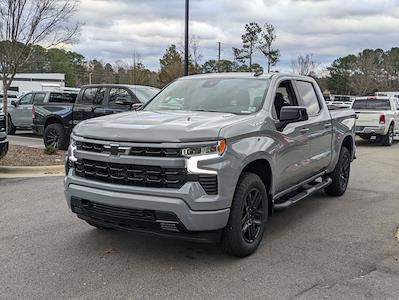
[11,93,34,127]
[272,80,312,193]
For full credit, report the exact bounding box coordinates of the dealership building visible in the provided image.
[1,73,66,94]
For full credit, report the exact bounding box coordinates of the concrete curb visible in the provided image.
[0,165,64,178]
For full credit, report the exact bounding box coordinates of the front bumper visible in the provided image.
[65,170,230,235]
[0,138,9,159]
[355,125,386,135]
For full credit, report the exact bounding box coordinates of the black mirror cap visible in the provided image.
[10,100,18,107]
[279,106,309,123]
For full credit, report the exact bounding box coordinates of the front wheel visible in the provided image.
[221,172,268,257]
[43,123,69,150]
[380,125,394,146]
[324,146,351,196]
[7,116,16,135]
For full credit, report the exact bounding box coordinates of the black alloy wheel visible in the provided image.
[241,188,264,243]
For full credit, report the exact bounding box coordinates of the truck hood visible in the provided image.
[73,110,253,143]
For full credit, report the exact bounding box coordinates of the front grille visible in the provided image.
[73,159,218,194]
[76,141,182,157]
[0,115,5,132]
[75,159,186,188]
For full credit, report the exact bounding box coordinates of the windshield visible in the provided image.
[353,99,391,110]
[144,78,270,114]
[130,86,159,103]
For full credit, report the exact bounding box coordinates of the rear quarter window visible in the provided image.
[353,100,391,110]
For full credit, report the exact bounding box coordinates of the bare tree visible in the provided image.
[0,0,80,132]
[258,23,280,72]
[291,54,319,76]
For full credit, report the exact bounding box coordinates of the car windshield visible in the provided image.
[144,77,270,114]
[353,99,391,110]
[129,86,159,103]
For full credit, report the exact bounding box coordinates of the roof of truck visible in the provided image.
[181,72,314,81]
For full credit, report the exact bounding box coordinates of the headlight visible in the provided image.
[68,135,77,163]
[184,140,226,175]
[182,139,226,157]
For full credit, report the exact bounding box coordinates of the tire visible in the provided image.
[43,123,69,150]
[358,134,371,140]
[324,146,351,196]
[221,172,268,257]
[85,220,113,230]
[7,116,16,135]
[380,124,394,146]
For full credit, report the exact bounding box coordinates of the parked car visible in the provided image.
[324,94,355,108]
[64,73,356,257]
[0,113,9,159]
[353,96,399,146]
[3,90,78,135]
[33,84,160,150]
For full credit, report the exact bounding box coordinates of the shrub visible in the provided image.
[44,146,57,155]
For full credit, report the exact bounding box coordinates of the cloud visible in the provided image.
[72,0,399,71]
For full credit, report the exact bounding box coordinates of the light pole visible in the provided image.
[184,0,189,76]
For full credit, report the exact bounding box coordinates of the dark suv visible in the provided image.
[33,84,159,150]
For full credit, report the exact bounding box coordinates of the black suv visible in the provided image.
[33,84,159,150]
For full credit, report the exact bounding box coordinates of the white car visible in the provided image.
[353,96,399,146]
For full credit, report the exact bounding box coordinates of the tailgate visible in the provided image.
[355,110,384,126]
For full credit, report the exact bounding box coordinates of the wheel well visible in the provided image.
[342,135,353,157]
[241,159,273,216]
[44,117,62,129]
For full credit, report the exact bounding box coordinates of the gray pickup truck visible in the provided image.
[65,73,356,257]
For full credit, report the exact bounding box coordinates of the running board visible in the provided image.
[273,177,332,210]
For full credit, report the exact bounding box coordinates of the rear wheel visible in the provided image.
[324,146,351,196]
[43,123,69,150]
[380,125,394,146]
[221,172,268,257]
[7,116,16,135]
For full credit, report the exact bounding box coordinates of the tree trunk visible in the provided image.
[2,79,9,132]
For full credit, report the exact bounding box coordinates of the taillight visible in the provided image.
[32,106,35,119]
[379,114,386,124]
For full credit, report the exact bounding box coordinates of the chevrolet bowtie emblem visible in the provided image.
[110,144,120,156]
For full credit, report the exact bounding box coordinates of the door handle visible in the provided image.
[300,128,310,134]
[324,123,332,128]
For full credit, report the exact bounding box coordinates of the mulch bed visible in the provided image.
[0,144,65,166]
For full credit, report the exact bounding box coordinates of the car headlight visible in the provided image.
[184,140,226,175]
[68,135,77,163]
[182,139,226,157]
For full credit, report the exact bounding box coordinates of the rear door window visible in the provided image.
[80,87,107,105]
[295,81,321,116]
[33,93,46,105]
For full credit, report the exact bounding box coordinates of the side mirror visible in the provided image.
[277,106,308,131]
[11,100,18,107]
[132,103,143,110]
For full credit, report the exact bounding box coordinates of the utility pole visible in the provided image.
[133,49,136,85]
[217,42,222,72]
[184,0,189,76]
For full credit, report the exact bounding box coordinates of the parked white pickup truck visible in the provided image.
[353,96,399,146]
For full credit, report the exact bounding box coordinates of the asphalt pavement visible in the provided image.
[7,130,44,149]
[1,140,398,299]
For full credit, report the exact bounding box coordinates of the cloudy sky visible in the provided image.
[72,0,399,71]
